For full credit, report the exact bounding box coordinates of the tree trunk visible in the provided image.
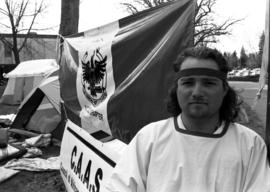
[12,34,20,65]
[12,48,20,65]
[59,0,80,36]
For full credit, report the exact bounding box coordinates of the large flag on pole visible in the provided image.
[58,0,195,143]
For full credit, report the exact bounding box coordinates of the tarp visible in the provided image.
[4,59,58,78]
[0,59,59,105]
[59,0,195,143]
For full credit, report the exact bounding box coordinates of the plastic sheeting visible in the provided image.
[4,156,60,171]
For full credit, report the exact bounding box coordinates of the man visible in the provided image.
[106,47,270,192]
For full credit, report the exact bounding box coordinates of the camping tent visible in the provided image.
[0,59,59,105]
[10,70,64,140]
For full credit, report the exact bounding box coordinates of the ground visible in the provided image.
[1,159,66,192]
[0,81,267,192]
[0,84,66,192]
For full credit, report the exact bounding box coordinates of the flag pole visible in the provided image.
[265,0,270,162]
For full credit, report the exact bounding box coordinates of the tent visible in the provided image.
[0,59,59,105]
[10,70,64,140]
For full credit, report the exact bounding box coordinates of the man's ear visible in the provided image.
[223,82,229,96]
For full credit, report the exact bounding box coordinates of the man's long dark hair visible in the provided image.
[166,47,242,123]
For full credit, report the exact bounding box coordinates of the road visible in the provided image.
[229,81,267,128]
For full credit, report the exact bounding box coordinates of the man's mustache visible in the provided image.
[189,96,207,103]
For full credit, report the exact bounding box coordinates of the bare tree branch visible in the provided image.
[0,0,48,64]
[0,8,9,15]
[136,0,153,9]
[142,0,154,8]
[121,3,139,14]
[0,35,12,48]
[17,25,57,33]
[121,0,243,47]
[0,22,11,29]
[18,0,45,52]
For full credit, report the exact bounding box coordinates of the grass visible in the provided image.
[237,101,266,140]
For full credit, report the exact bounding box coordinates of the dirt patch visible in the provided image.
[0,145,66,192]
[0,136,66,192]
[1,170,66,192]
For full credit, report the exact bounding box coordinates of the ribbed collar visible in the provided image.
[174,115,229,138]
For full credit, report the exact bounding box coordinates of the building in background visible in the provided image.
[0,33,58,75]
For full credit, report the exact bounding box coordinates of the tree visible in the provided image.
[231,51,239,69]
[247,52,260,69]
[240,46,248,69]
[59,0,80,36]
[0,0,47,65]
[121,0,242,46]
[223,51,238,70]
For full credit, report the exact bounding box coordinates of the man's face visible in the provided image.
[176,57,228,119]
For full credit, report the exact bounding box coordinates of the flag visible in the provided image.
[58,0,195,143]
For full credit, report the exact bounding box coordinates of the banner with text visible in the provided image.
[60,120,125,192]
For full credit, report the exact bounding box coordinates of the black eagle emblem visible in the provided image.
[81,49,107,97]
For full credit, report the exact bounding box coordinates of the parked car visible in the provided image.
[250,68,261,76]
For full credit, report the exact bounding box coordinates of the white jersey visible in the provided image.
[106,115,270,192]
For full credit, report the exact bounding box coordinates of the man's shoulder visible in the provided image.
[138,117,174,135]
[147,117,174,126]
[228,122,265,144]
